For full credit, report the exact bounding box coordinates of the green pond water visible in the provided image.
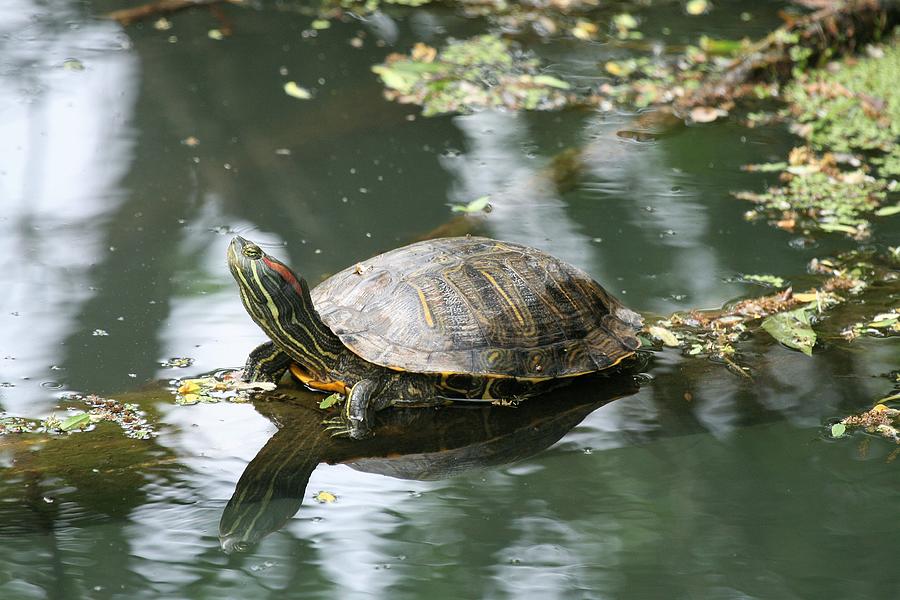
[1,1,898,598]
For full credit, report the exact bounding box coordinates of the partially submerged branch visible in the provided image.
[105,0,242,26]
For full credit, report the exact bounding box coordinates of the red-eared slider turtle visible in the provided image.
[228,236,642,438]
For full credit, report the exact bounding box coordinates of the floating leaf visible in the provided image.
[699,36,744,56]
[830,423,846,438]
[761,307,816,356]
[740,274,785,287]
[313,490,337,503]
[648,325,679,347]
[311,19,331,30]
[177,380,201,395]
[685,0,711,15]
[875,204,900,216]
[876,393,900,405]
[572,20,599,41]
[792,292,819,302]
[283,81,312,100]
[817,222,860,234]
[62,58,85,71]
[612,13,638,33]
[319,393,343,409]
[532,75,571,90]
[690,106,727,123]
[451,195,491,213]
[208,29,224,41]
[59,413,91,432]
[178,393,201,405]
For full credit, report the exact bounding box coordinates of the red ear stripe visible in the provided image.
[263,257,305,297]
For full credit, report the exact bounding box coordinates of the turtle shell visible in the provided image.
[311,237,642,380]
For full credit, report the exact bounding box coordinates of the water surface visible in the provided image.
[1,1,898,599]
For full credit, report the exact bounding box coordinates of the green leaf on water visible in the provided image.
[874,204,900,217]
[831,423,846,438]
[817,222,860,234]
[319,393,343,410]
[451,195,491,213]
[699,36,744,56]
[761,307,816,356]
[531,75,571,90]
[311,19,331,30]
[59,413,91,432]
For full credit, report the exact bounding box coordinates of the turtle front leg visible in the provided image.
[242,342,292,383]
[323,379,390,440]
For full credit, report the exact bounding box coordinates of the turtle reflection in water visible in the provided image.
[219,376,638,553]
[228,236,643,439]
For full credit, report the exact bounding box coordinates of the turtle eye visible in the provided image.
[242,244,263,259]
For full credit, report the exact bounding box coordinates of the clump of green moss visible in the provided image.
[372,35,571,116]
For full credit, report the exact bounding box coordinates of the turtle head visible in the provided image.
[228,237,342,371]
[227,236,313,331]
[227,237,307,307]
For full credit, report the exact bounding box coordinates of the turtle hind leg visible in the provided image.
[242,342,292,383]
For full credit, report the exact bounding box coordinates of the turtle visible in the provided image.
[227,235,643,439]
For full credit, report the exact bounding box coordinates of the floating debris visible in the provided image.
[450,195,491,214]
[736,147,889,239]
[172,370,274,405]
[840,403,900,444]
[372,35,571,116]
[161,357,194,368]
[647,246,897,375]
[62,58,85,71]
[313,490,337,504]
[284,81,313,100]
[685,0,711,16]
[841,308,900,340]
[738,274,786,288]
[785,38,900,178]
[0,394,155,440]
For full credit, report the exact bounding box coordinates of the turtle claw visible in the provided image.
[322,418,352,437]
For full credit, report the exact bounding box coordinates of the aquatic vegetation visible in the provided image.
[597,50,727,110]
[651,286,842,376]
[839,372,900,444]
[0,394,155,440]
[648,246,898,375]
[785,41,900,177]
[737,147,890,240]
[372,35,571,116]
[174,370,272,404]
[841,308,900,340]
[736,38,900,238]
